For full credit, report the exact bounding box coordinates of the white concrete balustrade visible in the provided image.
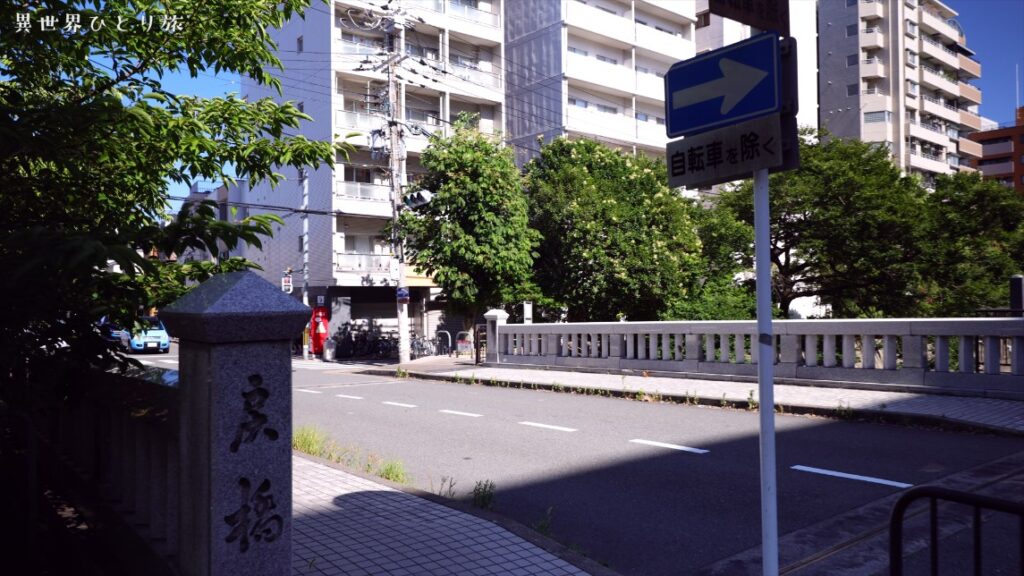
[493,319,1024,398]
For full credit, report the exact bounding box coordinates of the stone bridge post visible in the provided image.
[161,271,308,576]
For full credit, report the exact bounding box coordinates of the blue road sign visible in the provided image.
[664,33,780,138]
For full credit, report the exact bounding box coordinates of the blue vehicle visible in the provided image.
[97,316,124,344]
[120,316,171,353]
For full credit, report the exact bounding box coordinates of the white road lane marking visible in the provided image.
[295,389,323,394]
[791,465,913,489]
[382,401,417,408]
[439,410,483,418]
[335,394,364,400]
[518,421,577,432]
[629,439,709,454]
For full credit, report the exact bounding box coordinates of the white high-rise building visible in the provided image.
[505,0,698,164]
[817,0,983,188]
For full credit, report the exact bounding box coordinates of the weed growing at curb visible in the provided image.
[432,476,458,498]
[720,393,728,408]
[377,460,411,484]
[395,367,409,378]
[635,389,648,402]
[532,506,555,536]
[746,389,759,411]
[836,401,853,419]
[472,479,496,509]
[294,425,412,485]
[293,425,328,455]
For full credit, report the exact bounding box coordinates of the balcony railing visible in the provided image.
[335,181,391,202]
[335,252,395,273]
[339,37,385,55]
[337,110,381,131]
[863,88,890,95]
[922,64,957,84]
[447,61,501,88]
[448,0,499,27]
[406,107,442,126]
[921,35,958,57]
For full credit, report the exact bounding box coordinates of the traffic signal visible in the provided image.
[403,189,433,209]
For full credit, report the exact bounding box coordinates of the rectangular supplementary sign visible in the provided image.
[708,0,790,38]
[664,32,780,138]
[667,114,782,189]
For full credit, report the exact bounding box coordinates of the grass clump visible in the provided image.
[293,425,328,456]
[472,479,496,509]
[377,460,411,484]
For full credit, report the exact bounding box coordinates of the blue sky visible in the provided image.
[945,0,1024,125]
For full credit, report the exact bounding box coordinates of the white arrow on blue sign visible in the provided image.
[664,32,780,138]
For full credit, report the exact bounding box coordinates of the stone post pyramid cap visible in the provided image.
[161,271,310,344]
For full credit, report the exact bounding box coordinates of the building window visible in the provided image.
[864,111,891,123]
[655,117,665,125]
[596,103,617,114]
[636,112,649,121]
[847,83,859,97]
[696,11,710,28]
[596,54,618,64]
[847,54,858,67]
[846,24,858,37]
[568,46,588,56]
[906,50,918,67]
[906,20,918,37]
[297,35,303,53]
[906,80,919,95]
[568,97,588,108]
[846,0,857,6]
[344,165,374,183]
[1020,155,1024,164]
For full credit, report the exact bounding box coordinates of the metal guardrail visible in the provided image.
[890,485,1024,576]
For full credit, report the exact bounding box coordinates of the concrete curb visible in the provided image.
[293,452,623,576]
[362,368,1024,437]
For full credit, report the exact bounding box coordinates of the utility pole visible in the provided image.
[384,21,411,365]
[301,167,310,360]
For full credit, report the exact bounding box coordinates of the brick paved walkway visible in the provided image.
[292,455,592,576]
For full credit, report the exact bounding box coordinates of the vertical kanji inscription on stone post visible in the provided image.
[162,271,308,576]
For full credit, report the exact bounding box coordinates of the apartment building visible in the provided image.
[239,0,504,334]
[505,0,697,164]
[969,106,1024,193]
[817,0,983,188]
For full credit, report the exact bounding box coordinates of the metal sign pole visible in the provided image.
[754,167,779,576]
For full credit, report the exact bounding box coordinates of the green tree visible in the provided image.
[917,172,1024,316]
[525,138,703,321]
[716,131,927,317]
[398,115,539,327]
[664,201,756,320]
[0,0,347,388]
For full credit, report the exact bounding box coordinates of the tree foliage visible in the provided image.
[398,115,539,326]
[717,131,926,317]
[524,138,704,321]
[0,0,346,386]
[917,172,1024,316]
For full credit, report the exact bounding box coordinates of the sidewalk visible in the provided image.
[373,355,1024,435]
[291,455,607,576]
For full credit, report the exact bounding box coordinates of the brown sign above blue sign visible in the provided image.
[708,0,790,38]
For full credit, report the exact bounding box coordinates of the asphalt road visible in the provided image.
[288,368,1024,576]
